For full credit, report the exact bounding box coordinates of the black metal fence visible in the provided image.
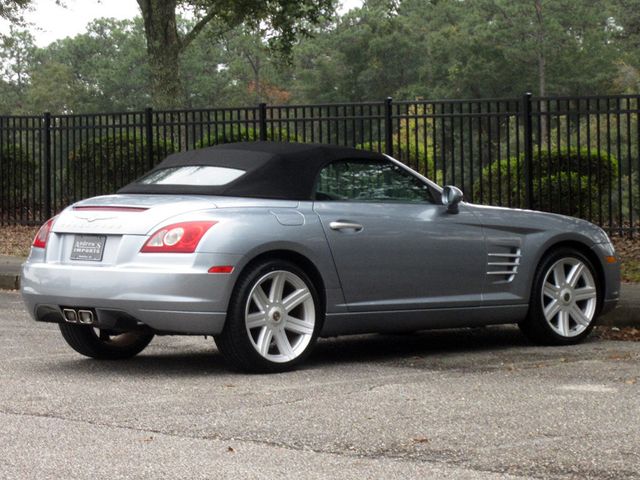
[1,94,639,235]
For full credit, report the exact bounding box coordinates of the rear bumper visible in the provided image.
[20,254,240,335]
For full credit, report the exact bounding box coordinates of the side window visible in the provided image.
[315,160,434,203]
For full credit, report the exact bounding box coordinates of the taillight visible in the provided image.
[32,216,58,249]
[141,221,217,253]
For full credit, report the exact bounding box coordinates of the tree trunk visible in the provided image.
[254,58,261,103]
[245,53,262,103]
[137,0,184,108]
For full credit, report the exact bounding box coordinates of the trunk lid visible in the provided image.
[53,194,216,235]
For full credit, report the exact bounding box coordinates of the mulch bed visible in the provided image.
[593,326,640,342]
[611,235,640,283]
[0,225,39,257]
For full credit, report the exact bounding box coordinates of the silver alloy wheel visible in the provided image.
[541,257,597,337]
[245,270,315,363]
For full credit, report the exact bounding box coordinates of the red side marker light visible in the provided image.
[208,266,234,274]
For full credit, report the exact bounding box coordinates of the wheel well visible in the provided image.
[236,250,327,313]
[537,240,605,310]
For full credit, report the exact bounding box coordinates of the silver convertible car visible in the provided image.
[21,142,620,372]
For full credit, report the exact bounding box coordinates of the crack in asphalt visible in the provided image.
[3,408,634,480]
[0,408,538,479]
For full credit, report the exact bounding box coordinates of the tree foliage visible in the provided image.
[136,0,334,108]
[1,0,639,114]
[291,0,621,101]
[0,26,35,112]
[0,0,32,25]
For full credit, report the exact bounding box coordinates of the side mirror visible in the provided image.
[441,185,464,213]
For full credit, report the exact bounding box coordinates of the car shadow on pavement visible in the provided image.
[309,326,535,368]
[31,325,601,376]
[32,348,233,378]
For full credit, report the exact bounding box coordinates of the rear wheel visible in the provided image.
[215,259,321,373]
[59,324,154,359]
[519,248,600,345]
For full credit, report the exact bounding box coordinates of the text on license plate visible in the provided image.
[70,235,106,261]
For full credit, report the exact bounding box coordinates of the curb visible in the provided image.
[599,284,640,328]
[0,274,20,291]
[0,256,24,291]
[1,268,638,327]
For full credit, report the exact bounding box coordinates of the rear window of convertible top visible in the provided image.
[138,166,245,186]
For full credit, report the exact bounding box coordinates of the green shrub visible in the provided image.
[196,126,302,148]
[66,133,175,198]
[612,171,640,223]
[530,172,595,217]
[356,141,441,183]
[0,144,38,208]
[474,148,618,218]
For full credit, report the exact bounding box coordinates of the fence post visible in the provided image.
[144,107,153,169]
[43,112,52,221]
[384,97,393,156]
[522,92,534,210]
[258,103,267,141]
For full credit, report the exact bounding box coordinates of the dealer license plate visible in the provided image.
[70,235,106,261]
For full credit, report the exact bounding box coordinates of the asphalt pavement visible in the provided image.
[1,291,639,479]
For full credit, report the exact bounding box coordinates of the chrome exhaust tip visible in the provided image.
[62,308,78,323]
[77,310,94,325]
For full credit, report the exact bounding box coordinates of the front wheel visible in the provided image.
[215,259,322,373]
[59,324,154,359]
[519,248,600,345]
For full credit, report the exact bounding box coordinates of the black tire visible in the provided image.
[519,247,601,345]
[59,324,154,360]
[215,259,322,373]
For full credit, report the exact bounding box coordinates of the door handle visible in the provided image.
[329,221,363,232]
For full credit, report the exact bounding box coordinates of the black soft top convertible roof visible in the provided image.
[118,141,386,200]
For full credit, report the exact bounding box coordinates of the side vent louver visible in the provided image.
[487,248,521,283]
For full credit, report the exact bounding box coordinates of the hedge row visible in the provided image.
[0,137,622,223]
[66,134,175,197]
[473,148,618,217]
[0,144,36,204]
